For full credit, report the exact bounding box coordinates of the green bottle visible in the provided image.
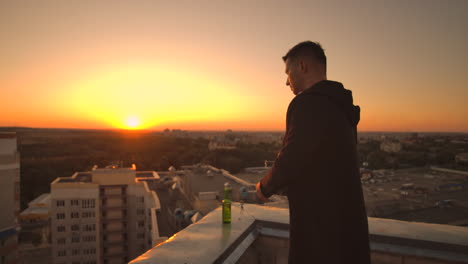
[222,182,232,223]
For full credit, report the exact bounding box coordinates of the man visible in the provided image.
[256,41,370,264]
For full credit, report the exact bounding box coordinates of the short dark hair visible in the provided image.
[282,41,327,69]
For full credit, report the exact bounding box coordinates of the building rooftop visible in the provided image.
[0,132,16,138]
[20,193,51,221]
[52,166,160,185]
[54,172,92,183]
[19,207,50,219]
[27,193,51,207]
[136,171,160,179]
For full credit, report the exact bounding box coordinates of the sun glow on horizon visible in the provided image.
[125,116,141,129]
[62,64,255,131]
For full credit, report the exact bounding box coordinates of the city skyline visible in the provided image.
[1,0,467,132]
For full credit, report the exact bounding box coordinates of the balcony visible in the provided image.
[130,203,468,264]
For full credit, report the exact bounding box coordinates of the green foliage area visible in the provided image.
[357,137,467,170]
[11,128,467,209]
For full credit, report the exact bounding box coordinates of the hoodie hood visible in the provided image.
[301,80,360,127]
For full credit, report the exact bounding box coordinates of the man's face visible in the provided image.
[285,58,303,95]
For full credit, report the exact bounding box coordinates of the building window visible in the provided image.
[83,235,96,242]
[82,211,95,218]
[137,221,145,228]
[57,226,66,232]
[71,224,80,231]
[57,250,66,256]
[82,199,95,209]
[71,212,79,218]
[71,200,79,206]
[84,224,96,232]
[71,236,80,243]
[83,248,96,255]
[56,213,65,220]
[56,200,65,207]
[57,238,66,244]
[71,249,80,256]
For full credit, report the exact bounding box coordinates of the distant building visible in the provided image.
[50,165,162,264]
[380,140,402,153]
[208,136,238,150]
[162,129,188,137]
[19,193,52,264]
[176,165,255,214]
[401,132,419,145]
[238,132,283,145]
[0,132,20,264]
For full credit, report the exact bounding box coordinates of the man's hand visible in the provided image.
[256,182,269,202]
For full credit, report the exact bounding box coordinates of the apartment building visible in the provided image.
[19,193,52,264]
[50,165,161,264]
[0,132,20,264]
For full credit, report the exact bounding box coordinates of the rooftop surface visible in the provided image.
[130,203,468,264]
[130,203,288,264]
[52,167,160,184]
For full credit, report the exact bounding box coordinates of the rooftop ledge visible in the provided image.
[130,203,468,264]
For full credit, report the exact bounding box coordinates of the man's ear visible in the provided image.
[299,60,307,73]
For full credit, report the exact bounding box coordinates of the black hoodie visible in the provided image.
[259,79,370,264]
[300,80,360,143]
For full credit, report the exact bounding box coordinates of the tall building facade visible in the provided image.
[0,132,20,264]
[50,165,161,264]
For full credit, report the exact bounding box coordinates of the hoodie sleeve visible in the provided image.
[259,95,328,198]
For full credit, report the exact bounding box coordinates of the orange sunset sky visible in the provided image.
[1,0,467,132]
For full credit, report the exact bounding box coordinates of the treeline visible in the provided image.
[14,128,466,209]
[357,138,467,170]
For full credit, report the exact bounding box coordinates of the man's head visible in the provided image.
[283,41,327,95]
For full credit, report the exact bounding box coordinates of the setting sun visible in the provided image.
[125,116,141,129]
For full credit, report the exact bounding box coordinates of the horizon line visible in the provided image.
[1,126,468,134]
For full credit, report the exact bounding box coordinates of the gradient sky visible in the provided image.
[1,0,467,131]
